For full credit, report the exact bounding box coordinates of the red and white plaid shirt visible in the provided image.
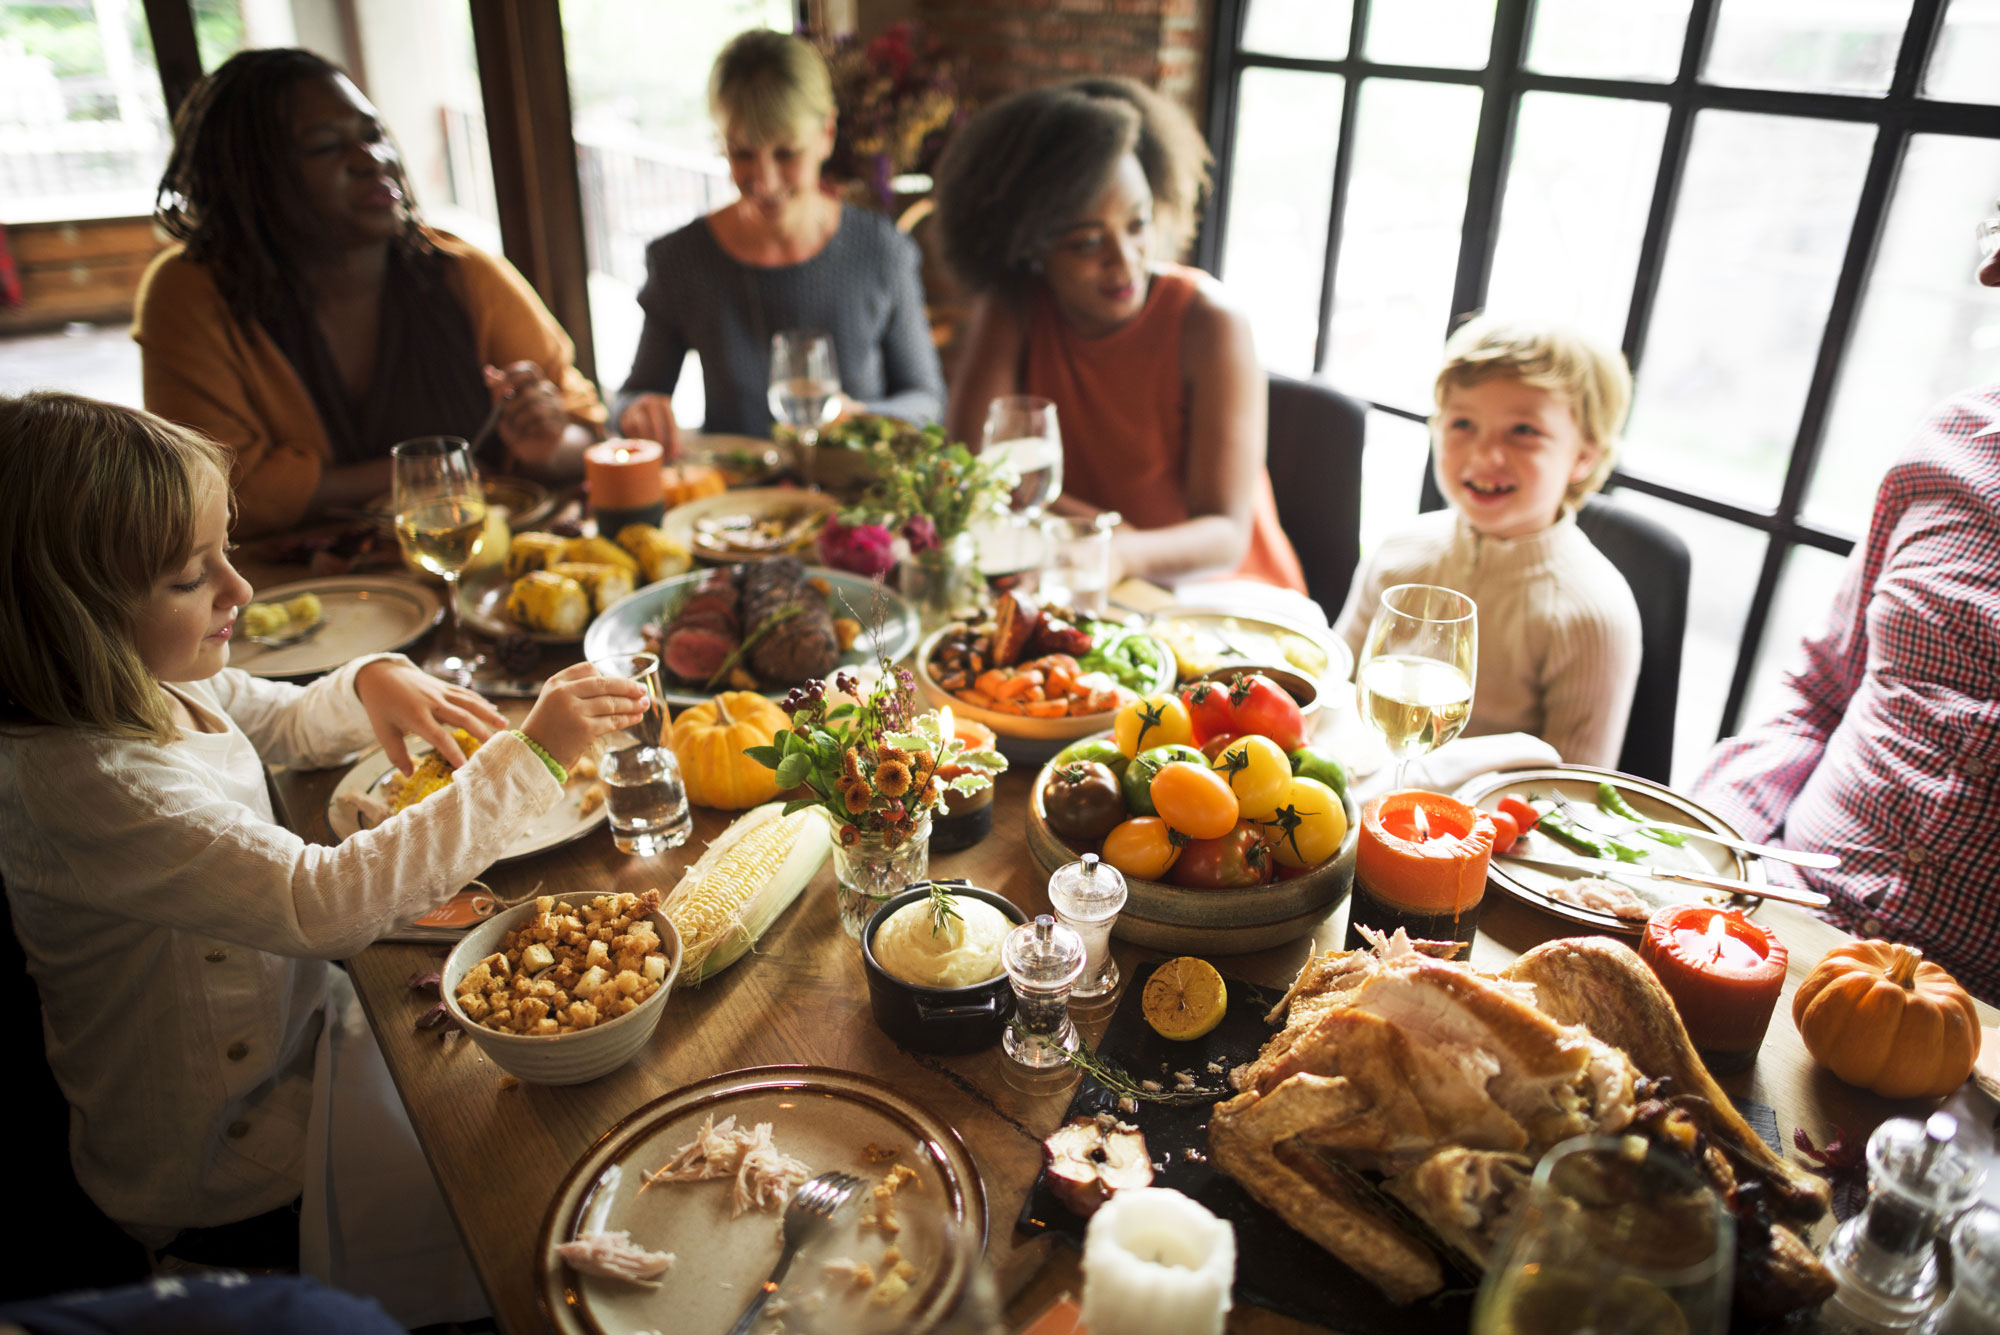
[1694,385,2000,1005]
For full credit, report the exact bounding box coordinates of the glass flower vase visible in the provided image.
[899,532,982,633]
[831,813,932,940]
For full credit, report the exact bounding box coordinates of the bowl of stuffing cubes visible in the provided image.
[442,889,683,1085]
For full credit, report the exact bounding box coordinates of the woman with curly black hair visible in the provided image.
[136,48,604,535]
[934,78,1304,591]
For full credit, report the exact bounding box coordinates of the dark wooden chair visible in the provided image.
[1265,373,1368,614]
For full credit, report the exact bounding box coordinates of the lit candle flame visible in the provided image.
[615,448,631,463]
[1412,804,1430,840]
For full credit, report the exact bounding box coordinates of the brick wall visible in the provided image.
[907,0,1212,118]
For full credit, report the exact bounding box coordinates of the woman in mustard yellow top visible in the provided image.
[135,48,604,536]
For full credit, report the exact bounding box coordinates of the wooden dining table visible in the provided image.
[249,553,2000,1335]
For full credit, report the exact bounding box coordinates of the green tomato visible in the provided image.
[1288,746,1349,804]
[1054,738,1129,777]
[1120,743,1209,816]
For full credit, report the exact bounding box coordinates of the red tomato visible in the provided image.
[1180,681,1236,747]
[1171,820,1273,889]
[1487,810,1521,855]
[1220,673,1305,751]
[1200,731,1244,762]
[1498,796,1539,835]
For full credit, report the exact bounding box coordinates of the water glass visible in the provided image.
[981,394,1063,519]
[768,329,841,487]
[590,654,690,855]
[1040,513,1118,616]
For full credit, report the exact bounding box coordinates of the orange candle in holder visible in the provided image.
[1343,790,1496,955]
[1640,906,1787,1075]
[584,438,666,529]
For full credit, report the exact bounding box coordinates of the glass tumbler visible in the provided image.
[590,653,691,855]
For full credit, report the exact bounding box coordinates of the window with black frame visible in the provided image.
[1200,0,2000,783]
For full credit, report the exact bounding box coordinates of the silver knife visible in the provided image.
[1496,852,1831,910]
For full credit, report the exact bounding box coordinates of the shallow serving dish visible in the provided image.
[1148,607,1352,702]
[663,487,839,564]
[441,898,683,1085]
[1024,732,1360,955]
[862,882,1028,1055]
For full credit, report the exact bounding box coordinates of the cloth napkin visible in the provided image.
[1350,731,1562,804]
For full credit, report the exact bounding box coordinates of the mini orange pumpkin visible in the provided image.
[669,692,787,810]
[1792,940,1981,1099]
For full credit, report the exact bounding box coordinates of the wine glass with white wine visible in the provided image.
[1472,1135,1733,1335]
[392,435,487,687]
[1355,583,1477,789]
[768,329,841,489]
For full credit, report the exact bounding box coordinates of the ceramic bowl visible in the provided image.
[861,882,1028,1055]
[441,897,683,1085]
[912,626,1177,743]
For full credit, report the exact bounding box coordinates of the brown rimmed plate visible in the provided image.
[1453,764,1767,935]
[232,576,442,679]
[458,569,586,645]
[535,1066,986,1335]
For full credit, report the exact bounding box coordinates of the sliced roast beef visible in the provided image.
[662,625,736,682]
[741,557,840,684]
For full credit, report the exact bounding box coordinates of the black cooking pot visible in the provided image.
[861,880,1026,1055]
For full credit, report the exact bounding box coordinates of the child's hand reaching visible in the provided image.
[521,663,650,771]
[356,661,511,774]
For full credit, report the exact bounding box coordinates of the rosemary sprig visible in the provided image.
[927,882,962,937]
[1061,1040,1229,1106]
[704,603,804,689]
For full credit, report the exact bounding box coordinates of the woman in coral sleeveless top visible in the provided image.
[934,78,1304,592]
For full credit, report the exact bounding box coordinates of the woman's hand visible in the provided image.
[520,662,650,771]
[355,660,510,774]
[618,393,682,456]
[487,361,569,467]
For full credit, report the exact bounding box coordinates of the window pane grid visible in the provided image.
[1205,0,1978,753]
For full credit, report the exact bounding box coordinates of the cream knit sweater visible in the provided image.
[0,658,560,1239]
[1333,509,1642,769]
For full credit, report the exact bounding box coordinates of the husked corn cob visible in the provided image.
[560,535,639,575]
[506,571,590,635]
[505,532,569,579]
[241,593,325,639]
[617,524,692,583]
[664,804,831,983]
[545,560,636,614]
[389,728,483,812]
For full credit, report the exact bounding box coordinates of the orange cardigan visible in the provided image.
[132,232,605,536]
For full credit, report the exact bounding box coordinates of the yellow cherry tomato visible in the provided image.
[1149,761,1239,840]
[1113,693,1193,758]
[1210,734,1291,821]
[1101,817,1183,881]
[1261,776,1348,868]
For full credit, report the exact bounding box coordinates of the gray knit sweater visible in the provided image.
[614,206,945,433]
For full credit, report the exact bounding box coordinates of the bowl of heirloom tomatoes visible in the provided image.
[1026,669,1359,954]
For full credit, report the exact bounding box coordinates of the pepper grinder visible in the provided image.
[1001,915,1085,1072]
[1819,1112,1987,1333]
[1927,1205,2000,1334]
[1047,853,1128,1001]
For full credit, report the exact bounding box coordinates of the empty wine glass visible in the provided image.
[1355,583,1477,789]
[768,329,841,488]
[980,394,1063,520]
[392,435,487,686]
[1473,1136,1733,1335]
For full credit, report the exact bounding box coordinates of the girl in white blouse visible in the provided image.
[0,392,645,1324]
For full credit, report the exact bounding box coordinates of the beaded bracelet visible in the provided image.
[509,729,567,785]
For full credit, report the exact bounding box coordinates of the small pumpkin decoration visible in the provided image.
[662,463,728,508]
[1792,940,1982,1099]
[670,692,788,810]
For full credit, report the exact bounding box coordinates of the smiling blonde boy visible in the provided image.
[1333,317,1642,768]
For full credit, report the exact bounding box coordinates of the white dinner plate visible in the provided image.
[1453,764,1767,935]
[232,576,442,679]
[535,1066,985,1335]
[325,742,607,864]
[458,569,586,645]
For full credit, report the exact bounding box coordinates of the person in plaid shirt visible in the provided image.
[1692,226,2000,1005]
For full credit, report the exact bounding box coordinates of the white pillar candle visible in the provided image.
[1080,1187,1236,1335]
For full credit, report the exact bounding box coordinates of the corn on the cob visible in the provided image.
[617,523,693,583]
[560,535,639,575]
[388,728,484,812]
[664,803,830,983]
[544,560,636,614]
[506,571,590,635]
[505,531,569,579]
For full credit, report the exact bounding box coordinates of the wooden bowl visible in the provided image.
[1025,734,1359,955]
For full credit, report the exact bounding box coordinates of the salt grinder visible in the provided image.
[1927,1205,2000,1334]
[1001,915,1085,1071]
[1820,1112,1987,1333]
[1047,853,1128,1000]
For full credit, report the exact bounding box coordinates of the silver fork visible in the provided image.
[726,1170,861,1335]
[1549,792,1841,870]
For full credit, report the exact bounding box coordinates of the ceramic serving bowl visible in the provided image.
[441,897,683,1085]
[861,881,1028,1055]
[913,625,1178,744]
[1025,733,1360,955]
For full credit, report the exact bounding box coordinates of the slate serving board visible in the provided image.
[1017,958,1479,1332]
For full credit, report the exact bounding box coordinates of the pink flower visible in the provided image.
[901,514,939,555]
[819,518,898,577]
